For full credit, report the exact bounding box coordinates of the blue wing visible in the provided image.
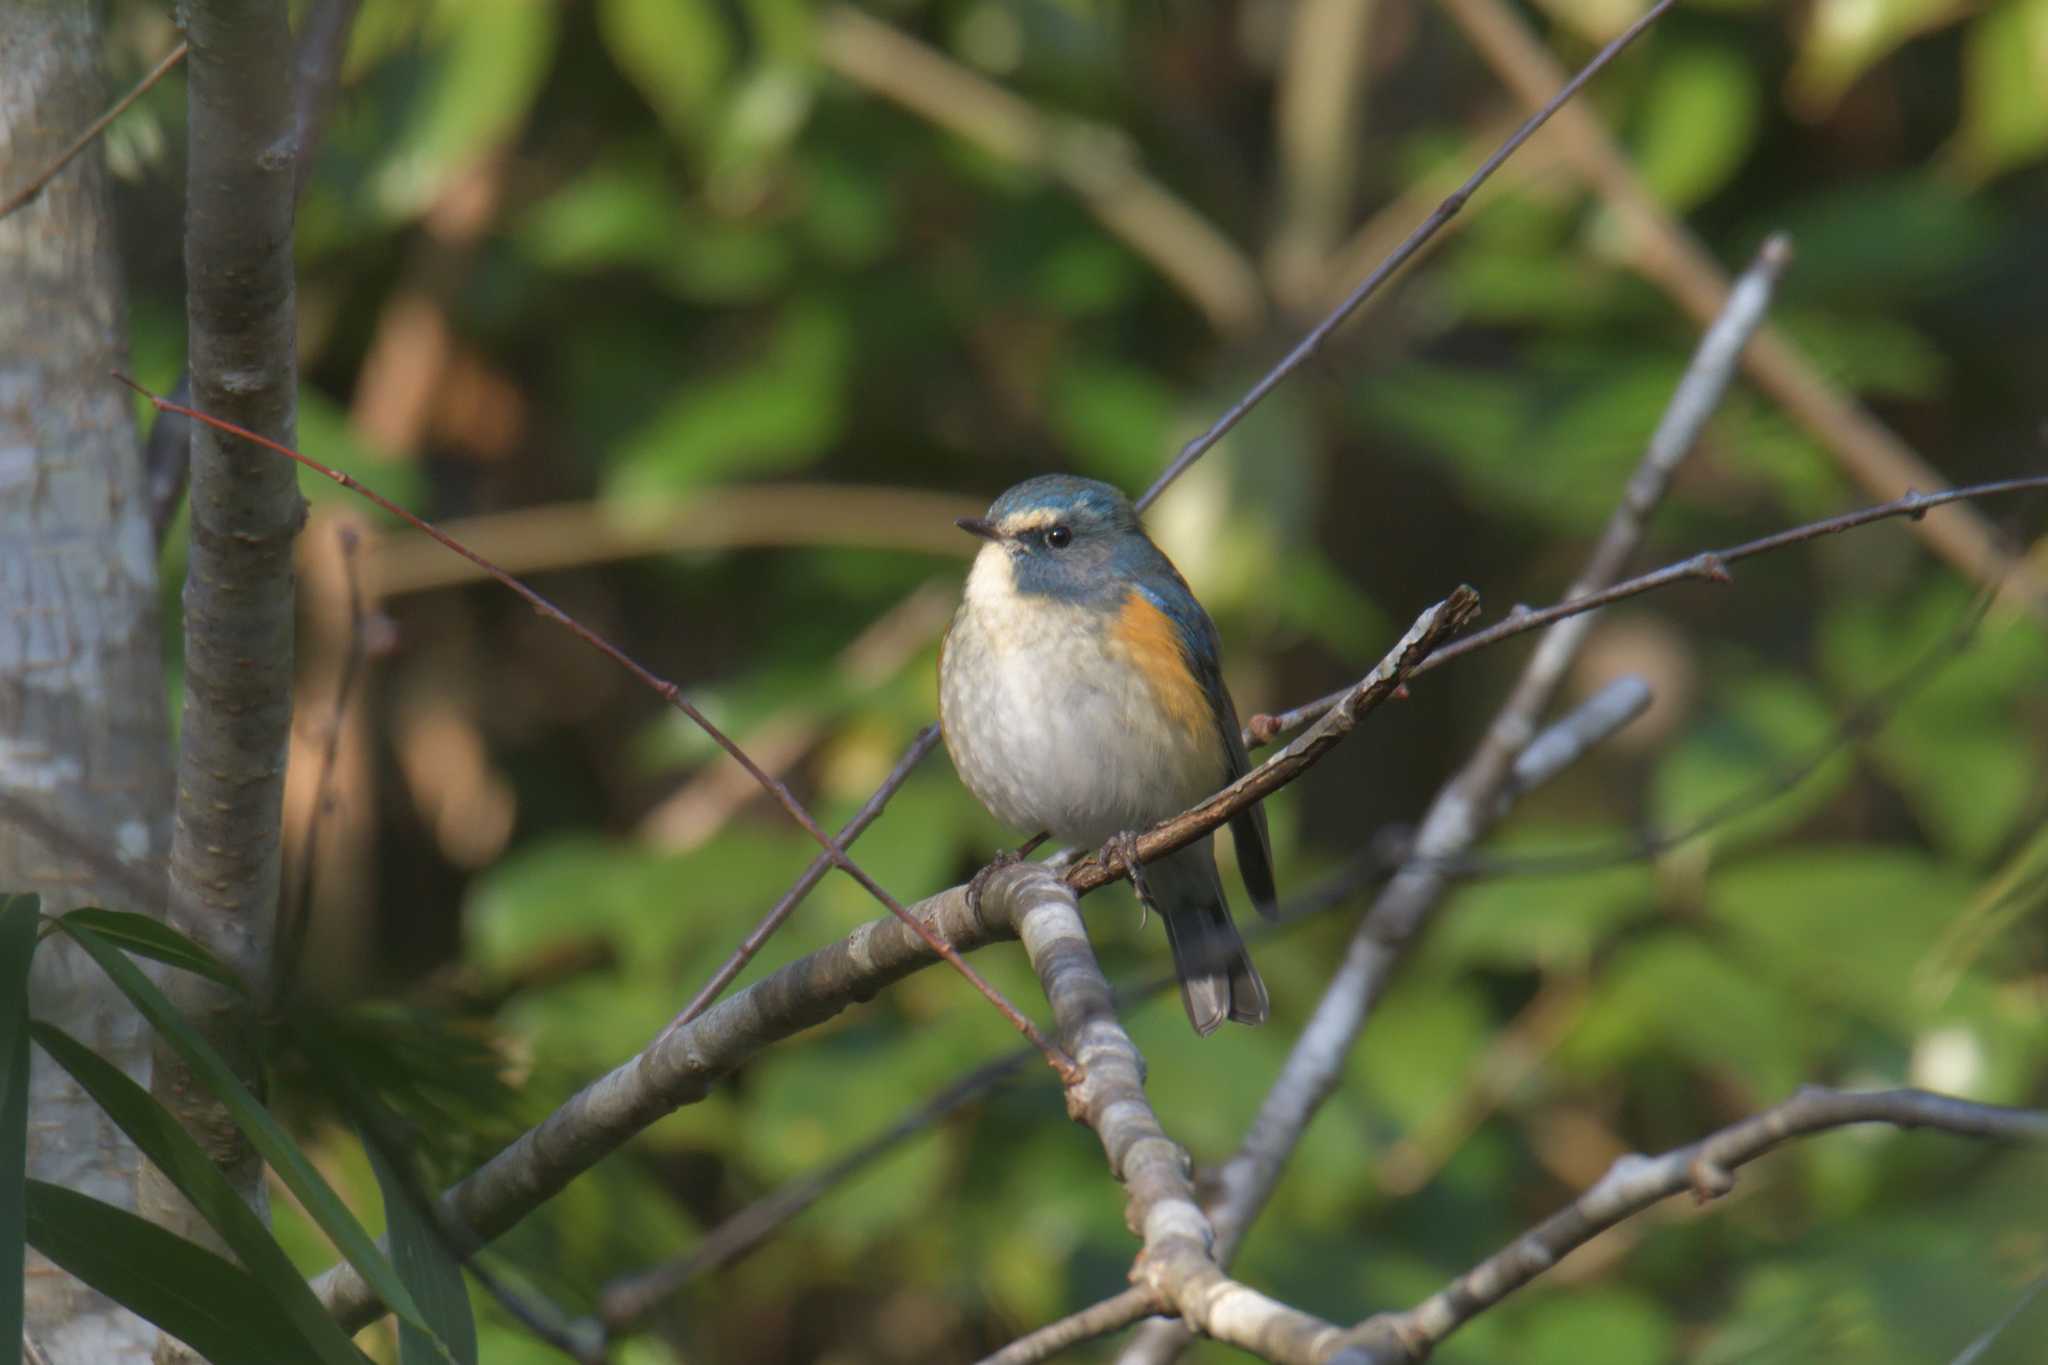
[1128,553,1278,919]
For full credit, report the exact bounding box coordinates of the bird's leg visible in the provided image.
[1106,830,1156,930]
[965,832,1048,920]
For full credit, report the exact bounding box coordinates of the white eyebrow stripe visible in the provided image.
[999,509,1060,533]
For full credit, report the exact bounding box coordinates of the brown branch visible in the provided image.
[1434,0,2048,621]
[116,376,1073,1079]
[0,40,187,221]
[368,488,986,596]
[1346,1088,2048,1362]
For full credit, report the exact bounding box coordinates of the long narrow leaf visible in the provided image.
[364,1137,480,1365]
[1,893,40,1358]
[25,1179,336,1365]
[58,917,442,1346]
[32,1022,372,1365]
[59,908,243,991]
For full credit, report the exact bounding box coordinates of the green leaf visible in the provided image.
[363,1137,479,1365]
[1047,357,1177,491]
[1953,0,2048,179]
[599,0,734,144]
[30,1022,372,1365]
[1650,671,1851,857]
[57,908,242,991]
[58,917,444,1350]
[1631,42,1761,211]
[1,893,40,1357]
[1821,586,2048,860]
[24,1180,331,1365]
[375,1,558,220]
[607,300,850,498]
[1709,848,1974,1028]
[1564,932,1817,1097]
[1790,0,1971,117]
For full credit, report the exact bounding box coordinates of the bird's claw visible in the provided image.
[1107,830,1154,929]
[965,846,1024,922]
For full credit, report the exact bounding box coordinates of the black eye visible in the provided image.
[1045,525,1072,549]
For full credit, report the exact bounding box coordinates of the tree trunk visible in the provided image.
[0,5,174,1361]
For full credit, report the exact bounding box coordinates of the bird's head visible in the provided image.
[956,475,1146,606]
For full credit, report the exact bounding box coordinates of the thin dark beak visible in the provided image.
[955,516,999,541]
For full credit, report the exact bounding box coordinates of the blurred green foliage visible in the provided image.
[90,0,2048,1358]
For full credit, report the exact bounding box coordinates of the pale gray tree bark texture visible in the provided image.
[0,4,173,1361]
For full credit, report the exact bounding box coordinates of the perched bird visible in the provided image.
[939,474,1276,1035]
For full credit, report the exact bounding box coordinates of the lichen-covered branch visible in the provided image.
[1346,1088,2048,1362]
[1117,234,1790,1365]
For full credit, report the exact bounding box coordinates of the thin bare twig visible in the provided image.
[1117,233,1794,1365]
[1950,1270,2048,1365]
[986,1288,1160,1365]
[0,41,187,220]
[1435,0,2048,619]
[667,726,942,1028]
[1134,0,1679,512]
[1347,1088,2048,1362]
[598,1049,1033,1327]
[114,374,1074,1079]
[1246,470,2048,745]
[1065,589,1482,895]
[1463,586,1997,882]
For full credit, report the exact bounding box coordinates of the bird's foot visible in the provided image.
[965,846,1025,922]
[1106,830,1155,929]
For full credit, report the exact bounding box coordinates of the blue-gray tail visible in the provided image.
[1150,845,1269,1036]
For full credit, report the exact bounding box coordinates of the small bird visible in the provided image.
[939,474,1275,1035]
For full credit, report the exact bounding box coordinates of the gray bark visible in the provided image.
[142,0,305,1305]
[0,4,174,1361]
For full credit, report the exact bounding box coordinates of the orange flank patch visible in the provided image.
[1112,591,1214,746]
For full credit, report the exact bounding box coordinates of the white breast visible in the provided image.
[939,546,1222,845]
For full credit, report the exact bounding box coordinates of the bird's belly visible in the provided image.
[941,603,1221,846]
